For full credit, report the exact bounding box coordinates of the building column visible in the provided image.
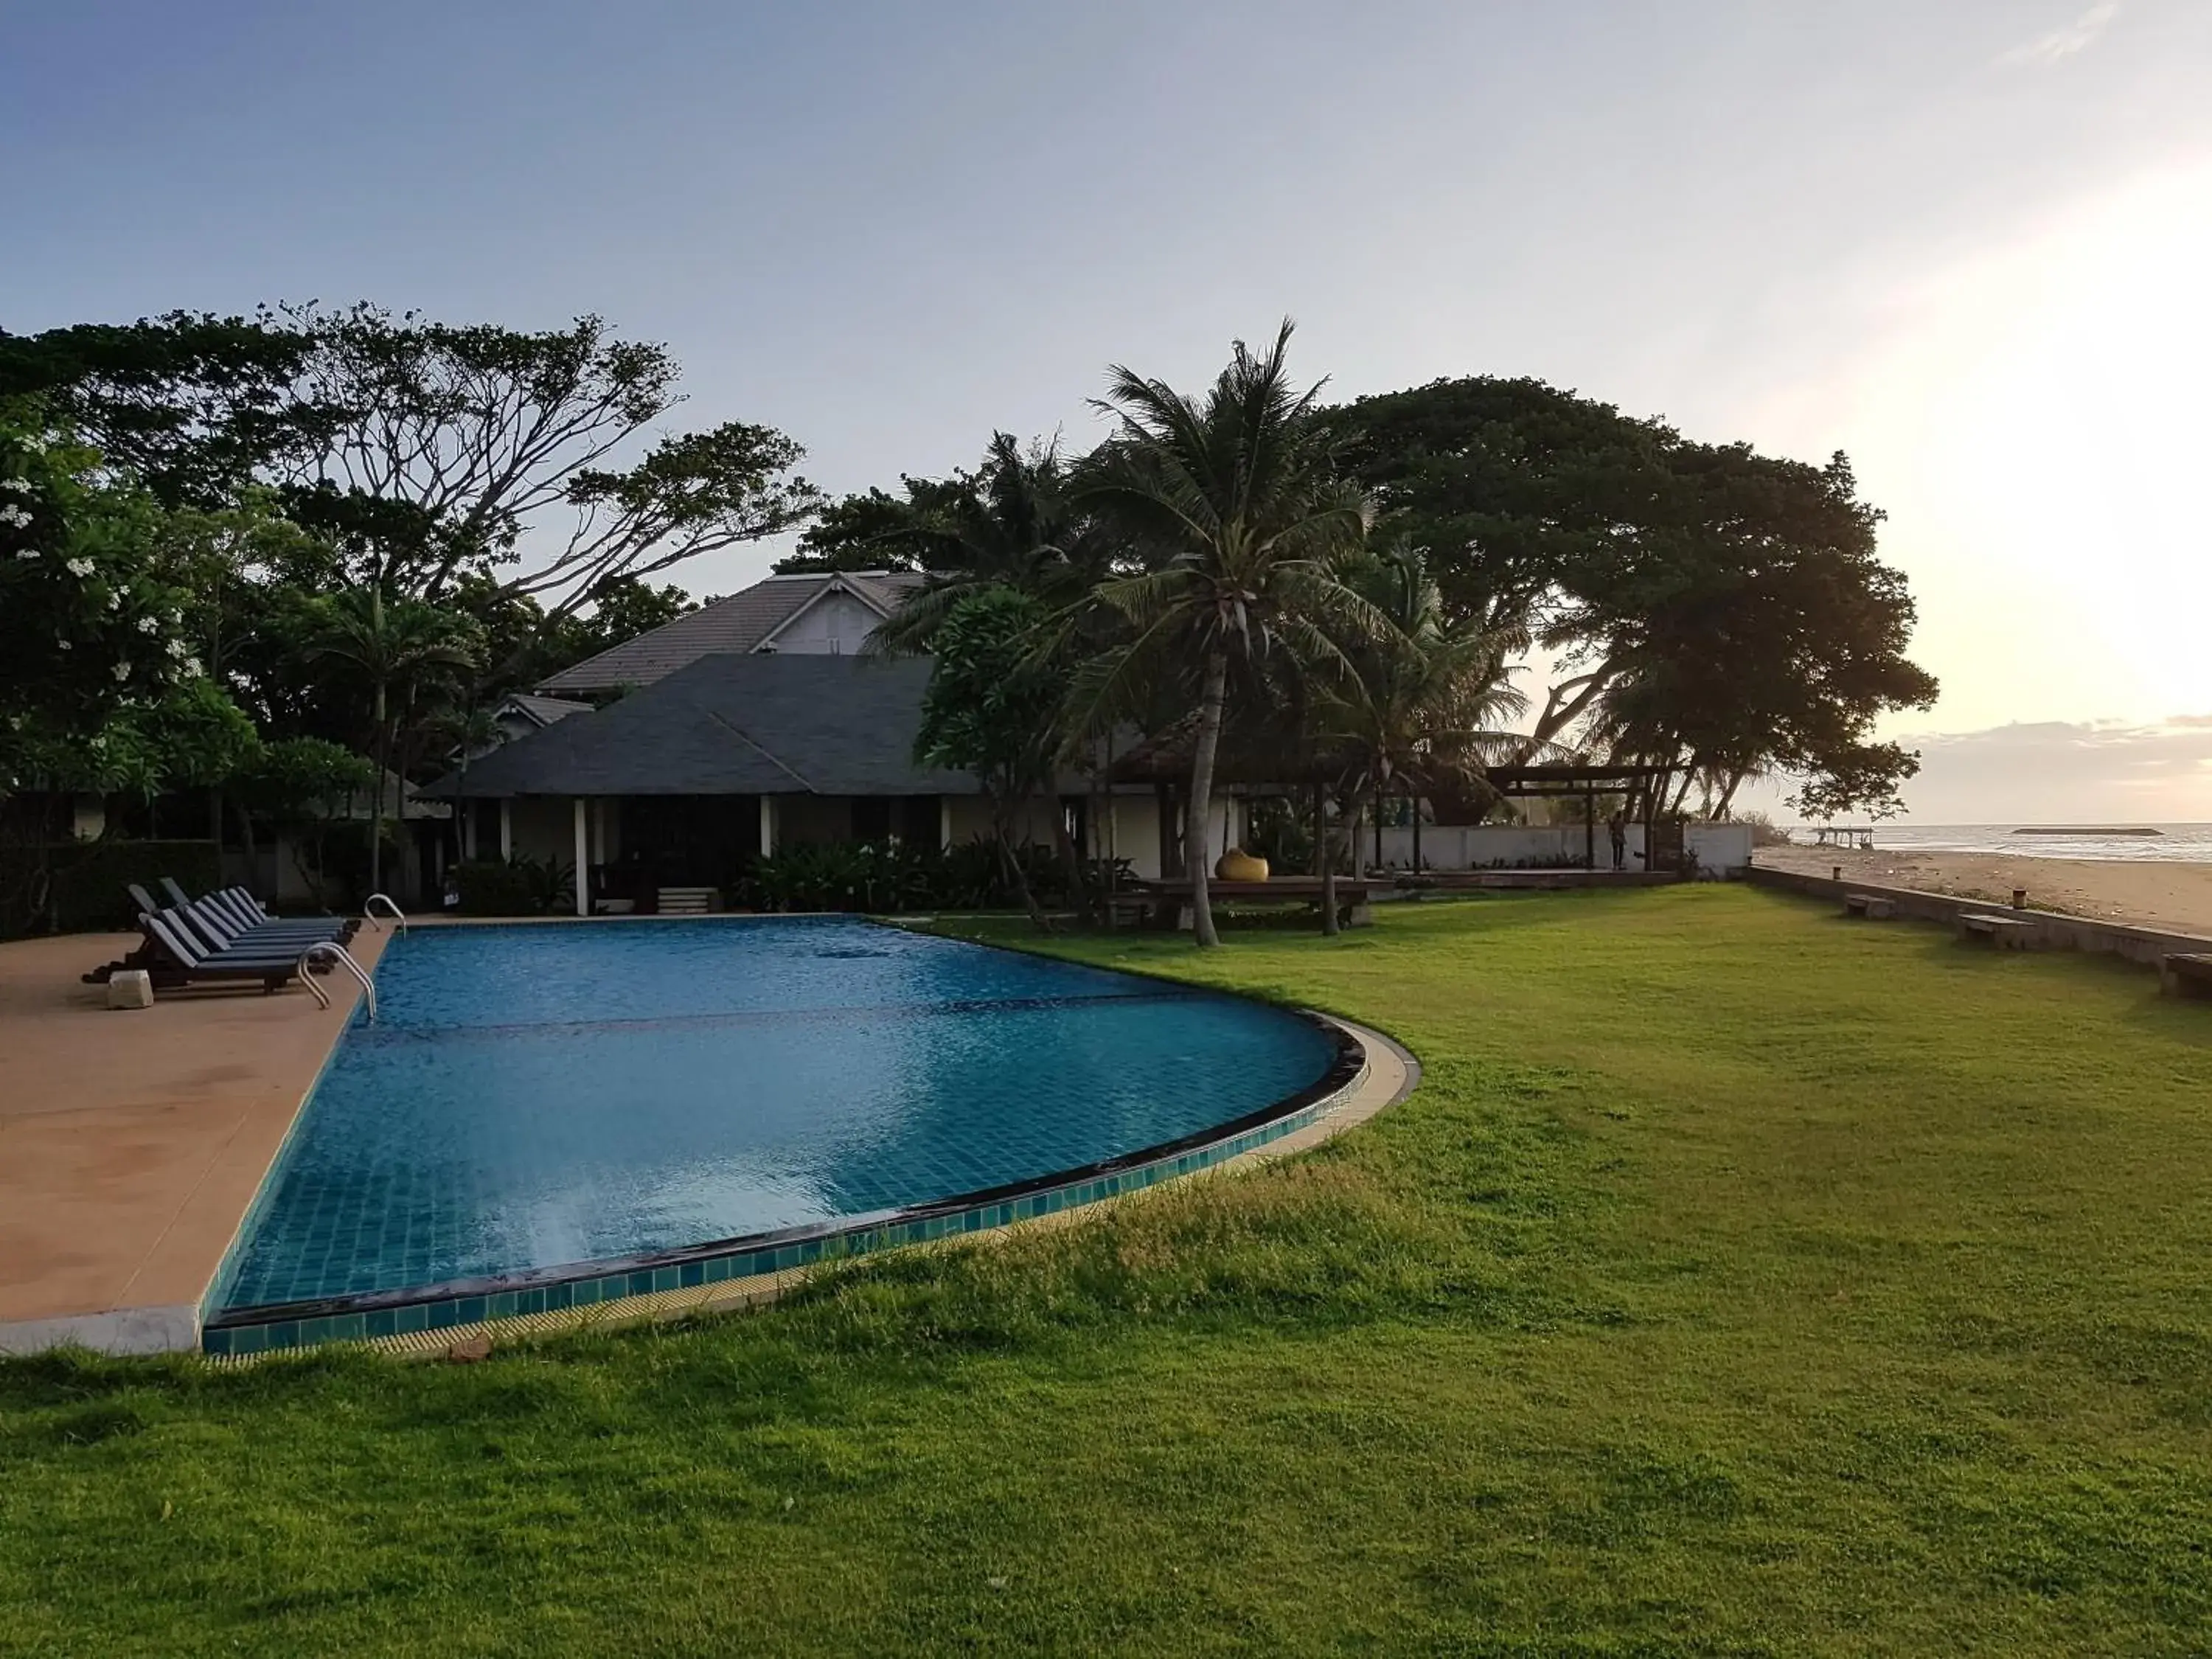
[938,796,953,851]
[573,796,590,917]
[498,799,513,862]
[759,795,777,858]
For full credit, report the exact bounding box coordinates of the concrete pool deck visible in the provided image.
[0,926,388,1355]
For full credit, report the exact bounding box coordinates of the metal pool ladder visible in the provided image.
[299,941,378,1023]
[364,892,408,933]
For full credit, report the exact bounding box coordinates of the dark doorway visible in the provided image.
[619,796,759,887]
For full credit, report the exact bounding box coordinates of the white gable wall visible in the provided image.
[761,590,882,655]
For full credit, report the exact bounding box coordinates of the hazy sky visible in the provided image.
[7,1,2208,818]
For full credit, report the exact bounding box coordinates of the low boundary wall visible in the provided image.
[1747,864,2212,970]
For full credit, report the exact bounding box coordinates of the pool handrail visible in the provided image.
[364,893,408,934]
[299,940,377,1021]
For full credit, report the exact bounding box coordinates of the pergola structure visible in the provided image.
[1477,763,1679,872]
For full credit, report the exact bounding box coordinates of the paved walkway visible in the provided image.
[0,926,383,1353]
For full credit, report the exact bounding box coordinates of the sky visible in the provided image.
[5,1,2208,821]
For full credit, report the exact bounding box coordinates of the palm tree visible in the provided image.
[1328,544,1528,872]
[1076,322,1377,947]
[869,433,1118,655]
[309,585,479,894]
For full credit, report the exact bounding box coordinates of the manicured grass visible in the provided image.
[6,887,2212,1655]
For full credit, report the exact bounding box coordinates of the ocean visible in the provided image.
[1793,824,2212,863]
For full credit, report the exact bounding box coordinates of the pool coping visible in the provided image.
[198,950,1373,1354]
[206,1011,1417,1363]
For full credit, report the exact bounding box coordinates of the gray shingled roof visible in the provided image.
[535,571,923,694]
[432,654,976,799]
[501,692,593,726]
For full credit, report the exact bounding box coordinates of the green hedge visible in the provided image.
[0,839,222,939]
[452,856,575,917]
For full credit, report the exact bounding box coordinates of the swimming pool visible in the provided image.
[204,918,1352,1352]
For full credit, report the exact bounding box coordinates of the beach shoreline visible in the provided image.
[1754,844,2212,936]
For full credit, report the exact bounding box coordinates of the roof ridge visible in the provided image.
[701,706,818,792]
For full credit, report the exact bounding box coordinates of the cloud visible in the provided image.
[1999,2,2120,66]
[1889,717,2212,822]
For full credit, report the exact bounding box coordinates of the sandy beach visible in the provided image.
[1755,844,2212,937]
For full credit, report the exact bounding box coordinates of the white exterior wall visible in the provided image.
[762,591,883,655]
[1375,822,1634,871]
[1093,794,1164,881]
[1375,820,1753,875]
[1684,822,1753,875]
[942,793,1186,880]
[942,795,1065,850]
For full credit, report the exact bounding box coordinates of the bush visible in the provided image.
[452,855,574,917]
[0,838,222,939]
[733,839,1133,915]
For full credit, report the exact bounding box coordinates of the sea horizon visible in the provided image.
[1784,823,2212,863]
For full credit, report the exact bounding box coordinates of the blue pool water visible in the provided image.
[215,919,1338,1313]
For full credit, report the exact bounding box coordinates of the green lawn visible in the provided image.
[7,887,2212,1656]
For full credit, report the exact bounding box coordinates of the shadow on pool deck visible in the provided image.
[0,925,385,1352]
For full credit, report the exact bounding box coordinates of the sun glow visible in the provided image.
[1818,159,2212,734]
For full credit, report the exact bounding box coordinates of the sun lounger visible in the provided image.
[157,878,355,936]
[87,886,352,984]
[143,882,355,949]
[159,877,351,935]
[130,912,306,993]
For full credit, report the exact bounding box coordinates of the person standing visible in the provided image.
[1607,810,1627,871]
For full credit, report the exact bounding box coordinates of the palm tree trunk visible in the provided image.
[1185,648,1229,948]
[1315,780,1338,938]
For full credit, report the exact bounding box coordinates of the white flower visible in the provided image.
[106,591,122,611]
[21,436,46,453]
[0,504,32,529]
[113,661,131,682]
[12,549,35,560]
[182,656,203,677]
[136,614,159,635]
[166,638,188,658]
[0,478,29,493]
[65,556,94,577]
[55,637,71,650]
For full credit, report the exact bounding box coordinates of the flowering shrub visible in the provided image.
[0,412,239,793]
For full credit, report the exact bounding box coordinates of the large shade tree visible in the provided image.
[1337,376,1936,819]
[5,305,823,634]
[1077,322,1377,947]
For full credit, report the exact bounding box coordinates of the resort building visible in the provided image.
[434,651,1206,912]
[535,570,926,695]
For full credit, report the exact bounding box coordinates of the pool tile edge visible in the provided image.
[201,1012,1416,1363]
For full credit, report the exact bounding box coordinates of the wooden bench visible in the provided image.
[2160,953,2212,1001]
[1841,893,1895,920]
[1958,912,2036,949]
[1133,877,1375,931]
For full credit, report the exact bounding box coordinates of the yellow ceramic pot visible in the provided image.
[1216,848,1270,882]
